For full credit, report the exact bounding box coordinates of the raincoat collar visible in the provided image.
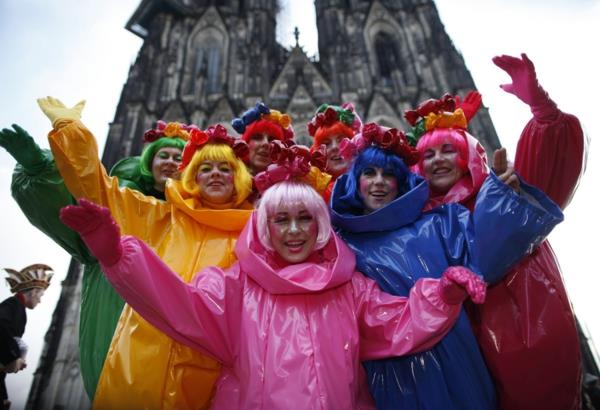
[165,179,253,232]
[424,132,489,210]
[330,172,429,233]
[235,213,356,295]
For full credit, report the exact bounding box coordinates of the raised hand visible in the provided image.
[454,91,482,121]
[439,266,486,305]
[0,124,46,173]
[37,96,85,127]
[492,53,551,109]
[492,148,520,193]
[60,199,122,266]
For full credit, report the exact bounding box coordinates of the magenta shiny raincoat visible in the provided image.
[420,109,585,410]
[101,213,465,409]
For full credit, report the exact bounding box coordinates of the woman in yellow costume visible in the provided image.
[36,97,253,409]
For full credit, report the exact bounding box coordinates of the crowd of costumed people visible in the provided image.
[0,53,589,410]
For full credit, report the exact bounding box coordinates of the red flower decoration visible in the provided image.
[143,129,160,143]
[310,145,327,170]
[404,93,457,126]
[178,125,245,171]
[377,129,400,151]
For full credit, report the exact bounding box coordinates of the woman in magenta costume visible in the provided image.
[59,144,488,409]
[410,53,586,409]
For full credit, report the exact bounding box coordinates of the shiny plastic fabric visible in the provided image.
[47,120,252,409]
[330,171,563,410]
[429,107,585,409]
[10,150,124,398]
[101,212,466,409]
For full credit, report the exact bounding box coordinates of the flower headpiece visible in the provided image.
[4,264,53,294]
[254,141,329,194]
[143,120,193,143]
[307,103,362,137]
[404,91,482,146]
[178,124,249,171]
[339,123,420,166]
[232,102,294,142]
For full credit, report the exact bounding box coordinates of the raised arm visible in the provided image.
[493,53,586,209]
[470,172,563,284]
[1,124,92,262]
[37,97,168,237]
[356,266,485,360]
[60,199,241,366]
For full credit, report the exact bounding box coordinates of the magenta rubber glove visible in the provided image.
[492,53,557,119]
[60,198,123,267]
[438,266,486,305]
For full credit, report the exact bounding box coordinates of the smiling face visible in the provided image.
[322,134,349,177]
[421,142,466,195]
[248,133,275,174]
[195,160,235,204]
[268,206,318,264]
[359,166,399,213]
[151,147,182,192]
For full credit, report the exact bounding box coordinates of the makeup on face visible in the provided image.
[248,133,275,173]
[196,160,235,204]
[422,142,465,195]
[268,207,318,264]
[359,166,399,213]
[322,134,349,177]
[151,147,183,191]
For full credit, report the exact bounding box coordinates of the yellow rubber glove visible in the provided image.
[37,97,86,127]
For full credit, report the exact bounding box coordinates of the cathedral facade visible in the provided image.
[27,1,500,408]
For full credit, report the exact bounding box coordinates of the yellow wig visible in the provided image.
[181,144,253,207]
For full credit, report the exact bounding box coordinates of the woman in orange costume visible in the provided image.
[36,96,253,409]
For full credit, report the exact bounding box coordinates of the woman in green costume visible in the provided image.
[0,121,186,398]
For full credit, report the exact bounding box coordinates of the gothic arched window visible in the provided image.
[184,26,227,97]
[374,32,401,84]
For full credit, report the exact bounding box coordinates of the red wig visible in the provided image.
[242,119,285,142]
[311,122,355,152]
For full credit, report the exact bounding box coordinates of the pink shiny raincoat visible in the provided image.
[101,212,466,409]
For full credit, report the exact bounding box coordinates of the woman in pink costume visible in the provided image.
[410,53,586,410]
[60,145,487,409]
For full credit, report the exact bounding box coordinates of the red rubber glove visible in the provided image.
[454,91,482,121]
[492,53,557,120]
[438,266,486,305]
[60,199,123,267]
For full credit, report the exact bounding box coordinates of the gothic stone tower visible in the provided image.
[27,1,500,408]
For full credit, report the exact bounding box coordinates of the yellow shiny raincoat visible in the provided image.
[48,120,252,409]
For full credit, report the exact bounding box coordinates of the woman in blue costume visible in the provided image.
[329,122,563,410]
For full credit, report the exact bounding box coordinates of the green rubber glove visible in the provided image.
[0,124,47,174]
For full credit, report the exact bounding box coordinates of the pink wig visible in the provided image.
[415,128,469,175]
[256,181,331,252]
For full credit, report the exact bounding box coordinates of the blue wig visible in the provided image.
[338,146,419,214]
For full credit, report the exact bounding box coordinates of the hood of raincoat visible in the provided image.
[166,178,253,232]
[330,172,429,233]
[235,212,356,295]
[421,132,489,210]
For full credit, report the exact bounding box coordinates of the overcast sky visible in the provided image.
[0,0,599,407]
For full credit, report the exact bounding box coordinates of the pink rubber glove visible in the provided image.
[492,53,557,119]
[438,266,486,305]
[60,198,123,267]
[455,91,482,121]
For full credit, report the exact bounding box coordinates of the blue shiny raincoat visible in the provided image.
[330,171,563,410]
